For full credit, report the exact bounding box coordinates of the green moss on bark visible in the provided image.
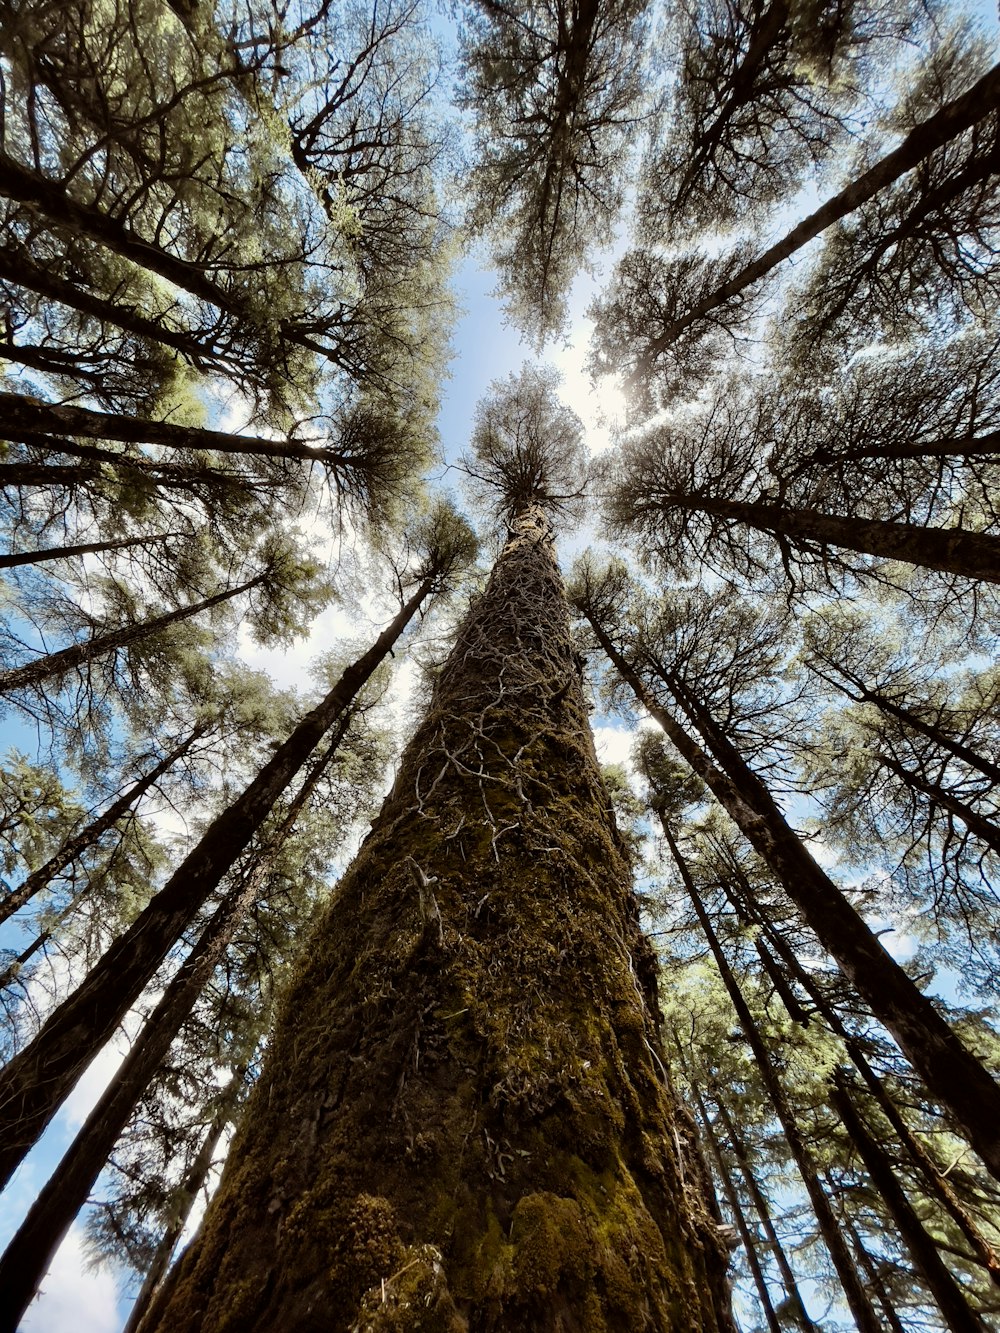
[144,507,734,1333]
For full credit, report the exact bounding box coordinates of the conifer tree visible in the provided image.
[140,368,735,1332]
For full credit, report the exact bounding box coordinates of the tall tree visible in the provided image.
[139,368,735,1331]
[0,502,476,1190]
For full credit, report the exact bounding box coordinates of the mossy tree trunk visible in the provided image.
[144,503,735,1333]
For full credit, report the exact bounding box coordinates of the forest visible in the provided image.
[0,0,998,1329]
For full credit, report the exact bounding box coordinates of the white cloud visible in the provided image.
[19,1225,122,1333]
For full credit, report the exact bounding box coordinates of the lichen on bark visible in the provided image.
[144,504,734,1332]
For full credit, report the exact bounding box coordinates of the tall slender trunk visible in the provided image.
[876,751,1000,854]
[689,1079,784,1333]
[807,664,1000,787]
[0,244,240,369]
[656,491,1000,583]
[839,1194,911,1333]
[0,150,249,315]
[663,825,883,1333]
[709,1093,818,1332]
[0,729,204,928]
[0,390,350,468]
[634,59,1000,376]
[0,714,353,1330]
[122,1074,244,1333]
[718,868,1000,1284]
[0,571,266,697]
[141,504,735,1332]
[830,1072,990,1333]
[0,531,183,571]
[580,601,1000,1180]
[806,426,1000,466]
[0,579,434,1191]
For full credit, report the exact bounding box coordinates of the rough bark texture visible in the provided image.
[144,505,735,1333]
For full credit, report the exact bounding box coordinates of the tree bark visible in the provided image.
[0,728,205,928]
[657,491,1000,584]
[709,1092,818,1332]
[690,1080,784,1333]
[0,714,352,1330]
[0,579,434,1191]
[0,390,354,469]
[718,869,1000,1285]
[663,825,883,1333]
[635,59,1000,376]
[0,570,266,698]
[141,504,735,1332]
[0,531,183,571]
[830,1072,990,1333]
[580,603,1000,1182]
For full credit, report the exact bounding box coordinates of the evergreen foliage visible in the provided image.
[1,0,999,1328]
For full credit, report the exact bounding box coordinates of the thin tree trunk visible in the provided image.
[839,1195,911,1333]
[0,579,435,1191]
[0,461,101,489]
[710,1092,818,1332]
[122,1075,243,1333]
[0,531,183,571]
[0,150,250,315]
[807,427,1000,466]
[0,728,205,927]
[663,825,883,1333]
[140,503,735,1333]
[0,571,266,697]
[718,868,1000,1285]
[0,714,353,1330]
[657,491,1000,583]
[690,1079,784,1333]
[807,664,1000,787]
[0,390,353,469]
[580,602,1000,1180]
[876,751,1000,855]
[831,1072,990,1333]
[0,244,240,369]
[635,59,1000,375]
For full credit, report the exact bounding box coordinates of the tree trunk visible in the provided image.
[690,1080,784,1333]
[0,579,434,1191]
[122,1075,243,1333]
[0,714,353,1330]
[876,751,1000,855]
[839,1197,911,1333]
[581,603,1000,1181]
[0,243,240,369]
[0,390,352,469]
[0,570,266,697]
[709,1093,818,1332]
[141,503,735,1332]
[718,869,1000,1285]
[0,150,249,316]
[808,664,1000,787]
[635,59,1000,375]
[806,426,1000,466]
[830,1072,990,1333]
[0,729,204,928]
[658,491,1000,584]
[663,825,883,1333]
[0,531,182,571]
